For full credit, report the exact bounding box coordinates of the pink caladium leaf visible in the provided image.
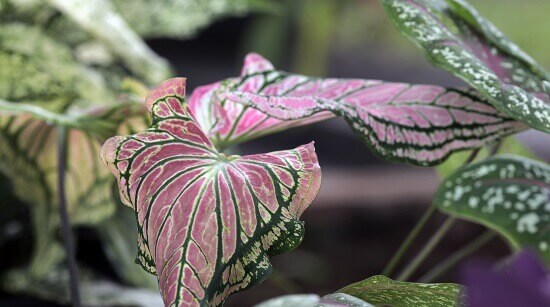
[380,0,550,133]
[188,55,333,149]
[218,53,525,166]
[101,78,321,306]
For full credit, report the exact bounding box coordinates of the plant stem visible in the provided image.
[382,205,437,277]
[418,230,496,283]
[489,140,503,156]
[397,217,457,281]
[57,126,81,307]
[382,148,480,277]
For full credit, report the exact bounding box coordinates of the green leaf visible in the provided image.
[338,275,464,307]
[380,0,550,133]
[436,136,538,179]
[112,0,276,39]
[46,0,172,85]
[96,205,158,289]
[0,23,114,111]
[2,266,163,307]
[435,155,550,263]
[0,100,147,278]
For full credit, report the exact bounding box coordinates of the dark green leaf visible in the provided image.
[435,155,550,263]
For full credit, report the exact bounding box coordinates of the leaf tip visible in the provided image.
[145,77,187,111]
[100,136,124,168]
[241,52,275,76]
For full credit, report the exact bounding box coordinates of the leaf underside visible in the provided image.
[202,53,524,166]
[435,155,550,263]
[101,78,321,306]
[380,0,550,133]
[339,275,464,307]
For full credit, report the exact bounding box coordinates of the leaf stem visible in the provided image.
[382,205,436,277]
[418,230,496,283]
[57,126,81,307]
[382,148,480,277]
[396,217,457,281]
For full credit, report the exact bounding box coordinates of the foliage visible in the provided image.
[0,0,272,304]
[0,0,548,306]
[100,79,321,306]
[339,275,463,307]
[435,155,550,263]
[190,53,523,166]
[380,0,550,133]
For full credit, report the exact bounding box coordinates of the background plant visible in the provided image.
[0,0,548,306]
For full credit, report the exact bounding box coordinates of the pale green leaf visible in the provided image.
[112,0,275,39]
[338,275,464,307]
[2,266,163,307]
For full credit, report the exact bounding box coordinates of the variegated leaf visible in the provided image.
[338,275,464,307]
[187,54,333,149]
[205,53,524,166]
[435,155,550,263]
[111,0,274,39]
[101,78,321,306]
[0,100,146,278]
[47,0,171,84]
[0,23,114,112]
[380,0,550,133]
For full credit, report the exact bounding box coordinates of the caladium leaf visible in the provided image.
[436,136,538,179]
[195,53,525,166]
[338,275,464,307]
[380,0,550,133]
[0,100,146,278]
[0,23,114,112]
[101,78,321,306]
[47,0,171,85]
[3,266,163,307]
[111,0,274,39]
[435,155,550,263]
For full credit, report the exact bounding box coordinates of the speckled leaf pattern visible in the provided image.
[435,155,550,263]
[112,0,272,39]
[215,53,524,166]
[101,78,321,306]
[0,23,114,112]
[380,0,550,133]
[339,275,464,307]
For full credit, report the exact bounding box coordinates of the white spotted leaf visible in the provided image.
[435,155,550,263]
[338,275,464,306]
[380,0,550,133]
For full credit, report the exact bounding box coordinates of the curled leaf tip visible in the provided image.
[100,135,124,168]
[145,77,187,111]
[241,52,275,76]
